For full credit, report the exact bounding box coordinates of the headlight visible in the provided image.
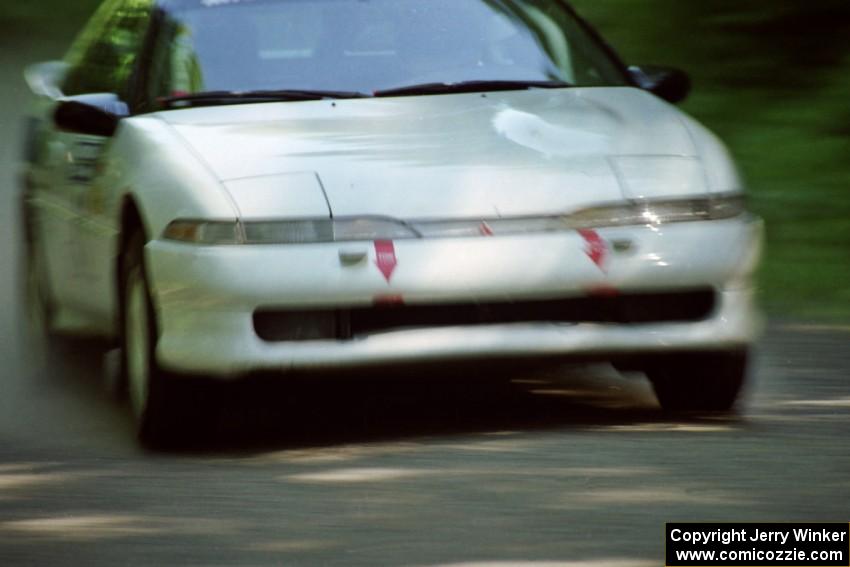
[565,195,746,229]
[244,218,418,244]
[163,195,746,244]
[163,218,418,245]
[162,220,243,245]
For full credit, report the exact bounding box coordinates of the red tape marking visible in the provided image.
[374,240,398,283]
[578,229,608,271]
[585,284,619,297]
[373,294,405,306]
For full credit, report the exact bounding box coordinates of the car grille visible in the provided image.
[253,289,716,342]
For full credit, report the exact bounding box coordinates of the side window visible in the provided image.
[63,0,154,98]
[536,3,628,86]
[142,10,206,112]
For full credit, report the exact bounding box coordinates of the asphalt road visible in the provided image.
[1,41,849,567]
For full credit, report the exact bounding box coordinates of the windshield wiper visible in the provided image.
[160,89,371,108]
[160,81,569,107]
[373,79,572,98]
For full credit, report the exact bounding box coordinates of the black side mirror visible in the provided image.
[629,65,691,104]
[54,94,129,137]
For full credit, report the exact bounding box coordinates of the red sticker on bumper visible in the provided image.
[373,294,405,306]
[578,229,608,271]
[479,221,494,236]
[374,240,398,282]
[585,284,619,297]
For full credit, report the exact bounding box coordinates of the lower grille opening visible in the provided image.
[253,289,716,342]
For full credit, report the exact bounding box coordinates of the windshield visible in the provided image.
[147,0,628,103]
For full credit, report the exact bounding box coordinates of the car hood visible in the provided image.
[161,87,710,219]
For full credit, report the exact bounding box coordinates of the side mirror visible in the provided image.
[629,65,691,104]
[24,61,70,99]
[54,94,129,137]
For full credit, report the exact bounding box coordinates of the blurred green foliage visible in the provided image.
[0,2,100,47]
[4,0,849,320]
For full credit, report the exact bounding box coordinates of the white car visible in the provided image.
[22,0,764,445]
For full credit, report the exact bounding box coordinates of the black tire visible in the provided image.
[120,229,200,448]
[646,350,749,412]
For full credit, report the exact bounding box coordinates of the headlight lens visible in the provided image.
[243,218,417,244]
[565,195,746,229]
[163,218,418,245]
[163,195,746,244]
[162,220,243,245]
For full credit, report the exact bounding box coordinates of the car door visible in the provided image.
[26,0,120,321]
[40,128,108,311]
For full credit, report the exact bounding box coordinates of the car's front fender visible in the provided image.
[101,115,240,242]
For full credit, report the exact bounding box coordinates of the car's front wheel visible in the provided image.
[121,230,191,448]
[646,350,749,412]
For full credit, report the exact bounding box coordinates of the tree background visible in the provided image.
[570,0,850,319]
[3,0,849,319]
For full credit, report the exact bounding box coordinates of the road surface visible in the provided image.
[1,35,849,567]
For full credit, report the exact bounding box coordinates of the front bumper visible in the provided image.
[147,217,764,377]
